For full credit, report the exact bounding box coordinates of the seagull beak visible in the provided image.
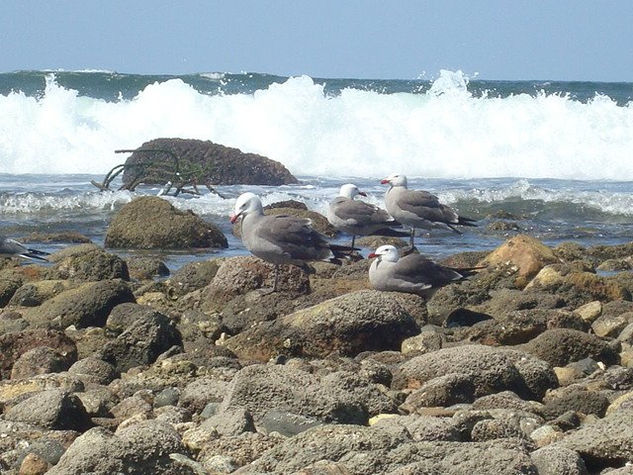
[229,212,242,224]
[380,179,390,184]
[358,191,367,197]
[368,252,378,258]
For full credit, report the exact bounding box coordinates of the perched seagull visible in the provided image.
[381,174,477,248]
[368,244,481,298]
[0,236,50,262]
[327,183,408,249]
[230,192,353,292]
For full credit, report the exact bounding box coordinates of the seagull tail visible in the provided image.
[457,216,478,227]
[328,243,359,262]
[370,227,410,238]
[450,265,486,277]
[20,248,50,262]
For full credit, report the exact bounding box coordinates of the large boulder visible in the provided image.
[558,408,633,472]
[22,279,135,329]
[225,290,420,361]
[47,421,197,475]
[3,388,91,431]
[104,196,227,249]
[477,234,560,287]
[100,303,183,373]
[121,138,298,186]
[393,344,557,401]
[0,329,77,379]
[46,244,130,281]
[220,364,396,425]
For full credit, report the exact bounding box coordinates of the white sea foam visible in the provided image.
[1,71,632,180]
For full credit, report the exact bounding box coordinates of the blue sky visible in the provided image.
[2,0,632,80]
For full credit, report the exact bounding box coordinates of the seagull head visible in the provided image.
[339,183,366,199]
[380,174,407,187]
[230,192,263,223]
[368,244,400,262]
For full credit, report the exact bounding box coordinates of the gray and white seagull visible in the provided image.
[368,244,480,298]
[327,183,408,249]
[0,236,50,262]
[230,192,352,292]
[381,174,477,249]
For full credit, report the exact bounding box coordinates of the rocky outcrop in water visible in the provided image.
[104,196,228,250]
[121,138,298,186]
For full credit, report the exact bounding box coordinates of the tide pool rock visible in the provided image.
[105,196,227,249]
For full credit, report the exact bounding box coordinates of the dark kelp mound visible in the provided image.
[121,138,298,186]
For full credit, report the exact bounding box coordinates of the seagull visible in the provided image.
[381,174,477,249]
[368,245,481,298]
[327,183,408,249]
[0,236,50,262]
[230,192,354,292]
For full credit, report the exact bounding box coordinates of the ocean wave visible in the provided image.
[0,71,632,180]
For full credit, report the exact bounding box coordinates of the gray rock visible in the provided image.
[542,389,610,420]
[179,377,229,412]
[558,409,633,472]
[393,344,557,401]
[220,364,396,425]
[155,387,180,408]
[471,418,525,442]
[225,290,420,361]
[68,357,117,385]
[100,304,182,373]
[521,328,619,367]
[110,394,153,420]
[47,421,195,474]
[530,445,588,475]
[239,423,538,475]
[10,346,75,379]
[4,389,90,431]
[201,405,256,436]
[400,373,476,411]
[259,409,322,436]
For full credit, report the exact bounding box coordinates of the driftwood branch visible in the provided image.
[92,148,226,199]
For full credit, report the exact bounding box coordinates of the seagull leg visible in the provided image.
[349,235,356,255]
[273,264,280,292]
[403,228,418,255]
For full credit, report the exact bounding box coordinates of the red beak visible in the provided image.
[230,213,239,224]
[358,191,367,197]
[380,179,390,184]
[368,252,377,258]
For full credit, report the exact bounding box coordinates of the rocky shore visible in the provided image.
[2,201,633,473]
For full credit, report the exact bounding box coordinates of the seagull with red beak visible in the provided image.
[230,192,353,292]
[380,174,477,249]
[368,244,480,298]
[327,183,408,249]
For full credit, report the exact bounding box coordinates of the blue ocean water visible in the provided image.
[0,70,632,270]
